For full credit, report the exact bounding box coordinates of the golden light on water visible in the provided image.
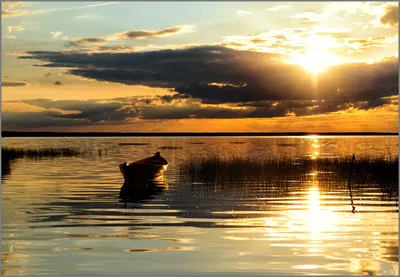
[311,152,320,159]
[306,187,339,242]
[306,136,321,159]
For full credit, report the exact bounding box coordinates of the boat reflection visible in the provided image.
[119,178,168,204]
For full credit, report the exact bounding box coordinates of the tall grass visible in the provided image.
[179,155,398,188]
[2,147,82,160]
[1,147,102,178]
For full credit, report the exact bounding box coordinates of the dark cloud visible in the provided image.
[2,93,396,129]
[2,81,27,87]
[237,97,398,117]
[114,26,186,40]
[17,45,398,104]
[21,99,132,122]
[2,111,91,129]
[71,37,107,45]
[159,93,191,103]
[220,41,248,47]
[54,81,62,85]
[67,25,192,47]
[380,4,398,28]
[6,94,394,129]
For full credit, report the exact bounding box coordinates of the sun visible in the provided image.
[286,49,340,75]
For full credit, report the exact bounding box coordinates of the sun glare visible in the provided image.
[286,49,340,75]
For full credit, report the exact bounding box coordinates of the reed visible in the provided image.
[2,147,82,160]
[179,155,398,188]
[1,147,101,178]
[118,143,149,146]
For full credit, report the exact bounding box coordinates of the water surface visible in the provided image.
[2,136,398,275]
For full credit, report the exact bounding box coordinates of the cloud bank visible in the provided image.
[2,93,397,129]
[17,45,398,104]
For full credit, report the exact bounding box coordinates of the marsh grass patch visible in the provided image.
[118,143,149,146]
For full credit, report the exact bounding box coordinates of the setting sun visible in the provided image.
[286,49,340,75]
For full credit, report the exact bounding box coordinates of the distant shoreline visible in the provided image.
[2,131,398,138]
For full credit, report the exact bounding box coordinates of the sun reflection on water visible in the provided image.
[306,187,339,244]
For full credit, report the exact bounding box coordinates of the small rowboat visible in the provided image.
[119,152,168,183]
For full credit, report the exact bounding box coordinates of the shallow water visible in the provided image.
[1,136,398,275]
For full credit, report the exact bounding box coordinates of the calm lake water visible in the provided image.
[2,136,398,276]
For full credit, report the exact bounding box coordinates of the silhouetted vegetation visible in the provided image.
[179,155,398,189]
[3,147,82,159]
[118,142,149,146]
[277,143,296,147]
[2,147,104,178]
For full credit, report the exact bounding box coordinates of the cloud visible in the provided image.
[3,35,17,39]
[51,31,63,39]
[54,81,62,85]
[322,2,384,17]
[43,2,118,13]
[2,111,91,129]
[20,99,132,122]
[2,2,118,18]
[2,81,28,87]
[290,11,322,26]
[2,2,35,17]
[17,45,398,104]
[249,39,266,44]
[221,27,396,58]
[236,10,251,16]
[7,25,24,33]
[3,2,24,7]
[2,9,29,17]
[265,5,289,11]
[2,94,395,130]
[73,14,100,21]
[291,12,319,19]
[340,34,398,52]
[379,4,398,28]
[67,25,195,46]
[112,25,194,40]
[289,2,389,27]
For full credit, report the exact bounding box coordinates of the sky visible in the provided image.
[2,1,399,132]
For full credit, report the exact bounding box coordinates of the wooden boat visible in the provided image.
[119,152,168,183]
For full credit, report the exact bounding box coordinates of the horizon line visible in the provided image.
[2,131,398,138]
